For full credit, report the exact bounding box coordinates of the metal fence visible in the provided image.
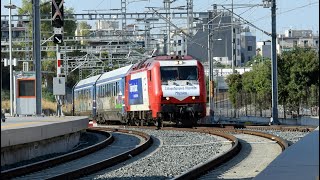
[214,88,319,119]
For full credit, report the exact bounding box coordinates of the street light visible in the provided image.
[207,16,222,120]
[4,0,16,116]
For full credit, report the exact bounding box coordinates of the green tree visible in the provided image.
[226,73,242,117]
[281,47,319,116]
[277,53,291,118]
[16,0,78,90]
[241,71,256,116]
[252,60,272,116]
[78,21,92,45]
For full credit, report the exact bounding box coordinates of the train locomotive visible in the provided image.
[73,55,207,127]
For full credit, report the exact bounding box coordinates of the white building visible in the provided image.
[277,29,319,54]
[256,40,272,59]
[96,20,119,30]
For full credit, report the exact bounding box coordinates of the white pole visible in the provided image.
[8,0,13,116]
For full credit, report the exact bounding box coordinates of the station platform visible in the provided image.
[254,126,319,180]
[1,116,89,166]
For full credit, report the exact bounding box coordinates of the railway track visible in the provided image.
[85,125,308,180]
[82,126,236,179]
[1,128,152,180]
[1,125,313,180]
[1,129,112,179]
[197,132,283,180]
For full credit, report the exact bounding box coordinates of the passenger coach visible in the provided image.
[73,55,206,127]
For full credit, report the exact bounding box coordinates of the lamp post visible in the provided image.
[207,17,222,120]
[4,0,16,116]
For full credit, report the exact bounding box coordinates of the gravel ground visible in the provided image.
[198,133,282,180]
[82,128,232,180]
[13,132,142,180]
[1,131,105,171]
[238,128,310,144]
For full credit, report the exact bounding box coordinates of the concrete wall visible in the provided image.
[1,117,88,148]
[1,131,82,166]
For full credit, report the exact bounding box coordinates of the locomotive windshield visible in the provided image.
[160,66,198,84]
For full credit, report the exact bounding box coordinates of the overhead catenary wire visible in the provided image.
[221,5,271,36]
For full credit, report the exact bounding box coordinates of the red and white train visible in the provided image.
[73,55,207,127]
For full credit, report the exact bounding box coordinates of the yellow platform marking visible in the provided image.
[1,122,42,129]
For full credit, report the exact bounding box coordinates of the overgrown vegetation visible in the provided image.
[42,88,56,102]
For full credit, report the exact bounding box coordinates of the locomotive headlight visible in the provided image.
[192,96,196,100]
[175,61,184,65]
[166,97,170,100]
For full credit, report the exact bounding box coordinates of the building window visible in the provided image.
[237,39,240,45]
[293,40,298,46]
[178,40,181,46]
[304,40,308,47]
[247,46,252,51]
[316,40,319,47]
[237,49,240,56]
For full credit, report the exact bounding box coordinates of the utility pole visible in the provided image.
[231,0,235,73]
[4,0,16,116]
[271,0,279,124]
[208,10,214,120]
[33,0,42,115]
[164,0,171,55]
[186,0,193,55]
[121,0,127,31]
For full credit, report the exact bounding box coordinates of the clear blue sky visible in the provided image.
[1,0,319,41]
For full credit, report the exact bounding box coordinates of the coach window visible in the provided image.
[102,85,104,97]
[116,82,119,94]
[105,84,109,97]
[113,83,116,96]
[86,90,89,100]
[104,84,108,97]
[110,83,114,97]
[110,83,113,97]
[106,84,109,97]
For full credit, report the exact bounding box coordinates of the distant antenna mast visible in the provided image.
[121,0,127,31]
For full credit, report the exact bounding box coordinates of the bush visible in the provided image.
[42,88,56,102]
[1,90,10,101]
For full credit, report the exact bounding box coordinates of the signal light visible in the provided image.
[52,0,64,28]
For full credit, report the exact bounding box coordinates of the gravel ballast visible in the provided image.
[83,128,232,180]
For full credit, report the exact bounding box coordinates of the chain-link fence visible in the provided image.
[214,87,319,119]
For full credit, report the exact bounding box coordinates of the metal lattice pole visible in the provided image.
[121,0,127,31]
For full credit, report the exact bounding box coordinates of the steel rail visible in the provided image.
[46,127,153,180]
[172,127,289,180]
[0,129,113,179]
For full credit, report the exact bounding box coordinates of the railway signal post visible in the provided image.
[52,0,65,117]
